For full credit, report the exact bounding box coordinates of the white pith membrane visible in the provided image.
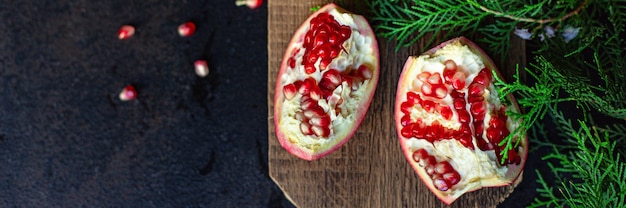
[398,42,523,201]
[278,8,377,153]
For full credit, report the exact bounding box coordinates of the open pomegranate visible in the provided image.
[395,37,527,204]
[274,3,379,161]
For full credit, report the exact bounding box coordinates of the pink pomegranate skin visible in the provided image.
[274,4,379,161]
[395,37,527,204]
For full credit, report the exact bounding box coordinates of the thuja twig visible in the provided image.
[473,0,588,24]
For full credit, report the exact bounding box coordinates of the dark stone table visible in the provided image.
[0,1,293,207]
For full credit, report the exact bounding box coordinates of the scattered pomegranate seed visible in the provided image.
[119,85,137,101]
[194,60,209,77]
[117,25,135,40]
[235,0,263,9]
[178,21,197,37]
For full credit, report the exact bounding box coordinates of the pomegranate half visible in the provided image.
[274,3,379,161]
[395,37,527,204]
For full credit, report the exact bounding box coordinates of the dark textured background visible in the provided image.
[0,0,296,207]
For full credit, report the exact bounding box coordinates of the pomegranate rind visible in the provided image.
[395,37,528,204]
[274,3,380,161]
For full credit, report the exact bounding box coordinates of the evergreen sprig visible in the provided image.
[529,110,626,208]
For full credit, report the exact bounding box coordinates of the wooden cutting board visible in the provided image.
[267,1,526,207]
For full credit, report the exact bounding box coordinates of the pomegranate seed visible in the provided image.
[304,64,316,74]
[300,97,316,110]
[421,100,436,112]
[486,128,502,143]
[470,102,486,116]
[439,105,453,120]
[406,92,422,105]
[421,82,432,96]
[420,155,437,167]
[443,69,456,83]
[468,83,485,97]
[402,124,414,138]
[467,96,484,103]
[304,107,325,118]
[323,69,342,85]
[283,84,297,100]
[118,85,137,101]
[474,122,485,138]
[401,114,412,126]
[194,60,209,77]
[457,134,474,149]
[235,0,263,9]
[453,98,466,110]
[310,115,331,126]
[473,69,492,85]
[425,165,435,176]
[117,25,135,40]
[309,85,322,101]
[178,22,196,37]
[328,34,339,45]
[288,57,296,69]
[457,110,470,123]
[434,161,453,174]
[313,33,328,48]
[300,123,313,135]
[299,78,316,95]
[433,176,450,191]
[450,90,465,99]
[442,171,461,185]
[412,149,429,162]
[358,65,372,79]
[444,59,457,71]
[433,85,448,99]
[451,72,466,90]
[417,72,431,82]
[400,101,413,114]
[428,72,443,84]
[311,125,330,137]
[338,25,352,40]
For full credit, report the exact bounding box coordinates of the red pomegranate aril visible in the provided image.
[283,84,297,100]
[309,86,322,101]
[457,134,474,149]
[401,114,412,126]
[442,172,461,185]
[119,85,137,101]
[194,60,210,77]
[426,165,436,176]
[439,106,453,120]
[304,107,325,118]
[313,33,328,48]
[298,78,315,95]
[235,0,263,9]
[433,85,448,99]
[421,82,432,95]
[328,34,339,45]
[450,90,465,99]
[451,72,466,90]
[428,72,443,85]
[310,115,331,126]
[288,57,296,69]
[338,25,351,40]
[407,92,422,104]
[467,96,484,103]
[444,59,457,71]
[470,102,486,116]
[117,25,135,40]
[434,161,453,174]
[422,100,436,112]
[412,121,427,138]
[311,126,331,137]
[412,149,429,162]
[358,65,372,79]
[178,22,196,37]
[468,83,485,97]
[453,98,465,110]
[474,122,484,138]
[402,124,414,138]
[300,122,313,135]
[400,102,413,114]
[473,69,491,85]
[433,175,450,191]
[300,97,316,110]
[304,64,316,74]
[457,110,470,123]
[417,72,431,82]
[420,155,437,167]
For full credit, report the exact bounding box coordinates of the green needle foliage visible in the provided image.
[529,109,626,208]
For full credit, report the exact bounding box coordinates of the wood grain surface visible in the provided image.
[267,1,526,207]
